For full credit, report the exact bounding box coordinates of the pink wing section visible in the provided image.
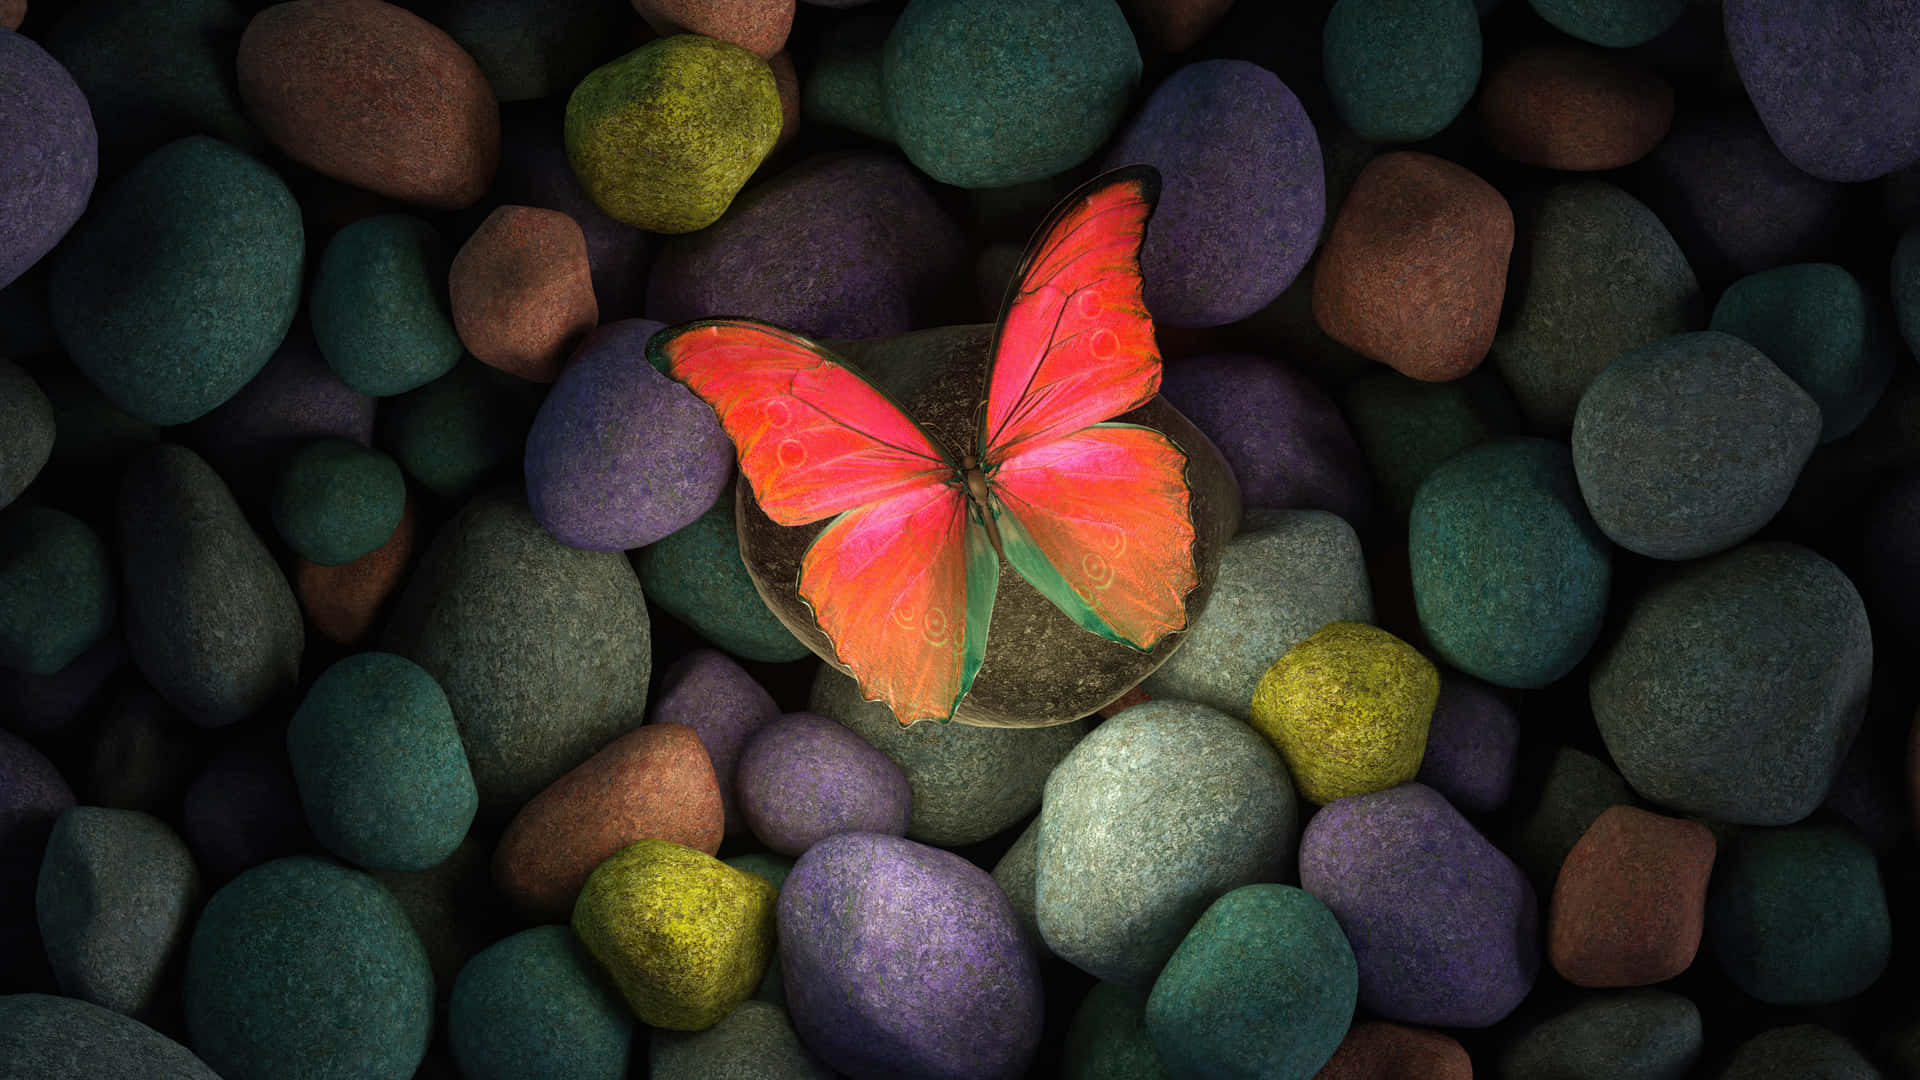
[655,319,952,526]
[983,168,1162,462]
[988,424,1196,651]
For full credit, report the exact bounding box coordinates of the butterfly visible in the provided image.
[649,164,1198,725]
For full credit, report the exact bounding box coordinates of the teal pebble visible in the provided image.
[1706,823,1891,1006]
[1062,981,1169,1080]
[447,925,635,1080]
[0,506,114,676]
[1502,745,1636,893]
[1895,224,1920,358]
[650,999,834,1079]
[0,358,53,509]
[1527,0,1687,47]
[382,360,542,502]
[725,851,794,1004]
[1410,438,1611,689]
[635,482,811,663]
[310,214,464,398]
[271,438,408,566]
[1496,990,1702,1080]
[287,652,477,872]
[1322,0,1482,142]
[0,993,223,1080]
[1711,262,1894,443]
[1144,884,1357,1079]
[48,135,303,427]
[183,856,434,1080]
[1339,366,1518,523]
[801,16,894,141]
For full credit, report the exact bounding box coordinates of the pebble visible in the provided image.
[0,29,93,293]
[1716,1024,1883,1080]
[1314,1020,1472,1079]
[1528,0,1685,46]
[650,999,835,1079]
[309,214,463,397]
[270,438,409,567]
[735,711,911,856]
[446,925,636,1080]
[1710,262,1894,444]
[0,506,114,677]
[1496,990,1703,1080]
[188,332,376,502]
[1414,671,1520,814]
[649,649,780,836]
[990,817,1046,959]
[634,480,812,663]
[495,109,652,322]
[379,360,541,502]
[0,360,51,509]
[494,722,722,921]
[798,14,891,141]
[450,205,598,384]
[1117,0,1233,54]
[1061,981,1164,1079]
[1321,0,1480,143]
[1479,42,1673,171]
[723,852,794,1004]
[442,0,626,104]
[1547,805,1715,988]
[293,495,416,646]
[635,0,793,58]
[0,993,222,1080]
[1338,367,1516,523]
[236,0,498,208]
[367,833,504,996]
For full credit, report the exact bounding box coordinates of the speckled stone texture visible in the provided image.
[1572,331,1820,560]
[633,480,812,663]
[1548,806,1715,988]
[565,36,781,233]
[651,999,835,1079]
[1037,701,1297,990]
[1158,353,1371,519]
[1097,59,1325,327]
[1410,438,1611,690]
[443,0,627,103]
[380,484,652,817]
[1480,42,1672,171]
[366,832,503,997]
[271,438,408,566]
[1717,1024,1882,1080]
[779,832,1043,1079]
[647,152,967,340]
[34,807,200,1017]
[1710,263,1894,444]
[1322,0,1480,143]
[1590,543,1871,825]
[1314,1020,1473,1079]
[1300,783,1539,1027]
[1490,181,1702,429]
[494,722,721,920]
[572,838,778,1030]
[1706,823,1891,1006]
[294,495,415,646]
[525,318,733,551]
[1497,990,1703,1080]
[1313,152,1512,382]
[1528,0,1685,45]
[800,14,892,140]
[48,136,303,427]
[1339,367,1517,523]
[0,30,94,293]
[0,506,114,676]
[1415,672,1519,814]
[0,360,51,510]
[310,214,463,397]
[379,360,542,502]
[991,817,1046,959]
[451,205,598,384]
[882,0,1141,189]
[736,712,912,856]
[635,0,793,56]
[1503,746,1637,894]
[447,925,636,1080]
[1725,0,1920,182]
[236,0,499,208]
[649,649,780,836]
[183,856,434,1080]
[495,109,652,322]
[118,444,304,727]
[809,664,1088,847]
[1060,981,1163,1079]
[189,332,376,502]
[0,993,223,1080]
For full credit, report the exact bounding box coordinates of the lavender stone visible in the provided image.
[736,712,912,857]
[649,648,780,836]
[1414,671,1520,815]
[0,30,95,292]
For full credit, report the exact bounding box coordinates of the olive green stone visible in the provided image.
[1249,621,1438,805]
[572,838,778,1031]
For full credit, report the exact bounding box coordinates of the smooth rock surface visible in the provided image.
[447,924,636,1080]
[0,993,222,1080]
[0,29,94,293]
[1496,990,1703,1080]
[1710,263,1893,444]
[1321,0,1481,143]
[650,999,834,1079]
[0,506,114,676]
[1415,672,1520,814]
[451,205,598,384]
[0,359,52,509]
[632,479,811,664]
[649,649,780,836]
[736,712,912,856]
[271,438,409,567]
[1548,806,1715,988]
[310,214,463,397]
[1480,42,1673,171]
[1706,823,1891,1005]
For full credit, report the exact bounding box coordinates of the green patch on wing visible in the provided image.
[990,497,1143,651]
[945,510,1000,723]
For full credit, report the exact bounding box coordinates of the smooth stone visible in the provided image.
[236,0,498,208]
[650,999,834,1079]
[1321,0,1480,142]
[778,832,1043,1078]
[723,851,794,1004]
[451,205,597,384]
[271,438,408,567]
[0,632,124,738]
[0,358,52,508]
[633,478,812,663]
[1315,1021,1473,1079]
[1037,700,1297,990]
[808,663,1088,847]
[118,445,304,727]
[48,136,303,427]
[571,838,777,1030]
[367,833,508,998]
[381,484,651,817]
[294,495,416,646]
[0,993,222,1080]
[990,816,1046,959]
[310,214,463,397]
[1338,366,1517,524]
[1496,990,1703,1080]
[1117,0,1233,53]
[1061,981,1166,1080]
[34,807,200,1016]
[1414,671,1520,815]
[798,14,893,141]
[0,29,94,292]
[0,506,114,676]
[443,0,626,103]
[1489,181,1701,429]
[379,360,541,503]
[184,856,432,1079]
[1410,438,1611,689]
[187,332,376,502]
[736,712,912,856]
[1717,1024,1883,1080]
[1590,542,1871,825]
[1528,0,1685,46]
[1710,263,1894,444]
[1706,823,1891,1005]
[634,0,793,57]
[1480,42,1673,171]
[1097,59,1325,327]
[649,649,780,836]
[1548,806,1715,988]
[523,318,734,551]
[180,729,314,883]
[1299,782,1538,1027]
[447,925,636,1080]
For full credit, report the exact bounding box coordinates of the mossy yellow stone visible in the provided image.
[1249,621,1439,805]
[563,35,780,234]
[570,838,778,1030]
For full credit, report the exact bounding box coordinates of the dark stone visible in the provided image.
[1706,823,1891,1005]
[447,925,636,1080]
[0,993,221,1079]
[0,358,52,509]
[1496,990,1702,1080]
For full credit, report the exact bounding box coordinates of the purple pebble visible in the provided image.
[0,632,127,738]
[497,108,652,321]
[181,726,314,882]
[189,330,376,499]
[779,832,1043,1079]
[736,712,912,857]
[648,648,781,835]
[0,30,96,292]
[1,727,75,990]
[1100,59,1324,328]
[646,151,968,340]
[1724,0,1920,182]
[1299,782,1538,1028]
[1414,671,1521,815]
[524,319,734,551]
[1159,352,1371,522]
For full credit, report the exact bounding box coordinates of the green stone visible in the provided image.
[443,0,626,104]
[565,35,781,233]
[0,358,52,509]
[1062,981,1168,1080]
[271,439,407,566]
[1340,366,1518,524]
[310,214,463,398]
[650,1000,834,1079]
[723,852,793,1005]
[0,994,222,1080]
[1719,1025,1881,1080]
[0,506,114,676]
[572,838,778,1031]
[1503,745,1636,893]
[634,481,811,663]
[381,360,542,502]
[1322,0,1481,142]
[1710,263,1894,443]
[1496,990,1702,1080]
[1527,0,1686,47]
[800,15,894,141]
[447,925,636,1080]
[1706,823,1890,1006]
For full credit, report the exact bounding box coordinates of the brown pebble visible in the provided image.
[633,0,793,58]
[1,0,25,32]
[494,722,724,921]
[1480,42,1675,171]
[769,50,801,150]
[236,0,499,210]
[1548,804,1716,987]
[1119,0,1235,55]
[1312,151,1514,382]
[449,205,598,383]
[294,494,416,646]
[1313,1020,1472,1080]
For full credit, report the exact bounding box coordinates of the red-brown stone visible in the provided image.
[1,0,25,32]
[1548,804,1716,987]
[494,722,723,921]
[1480,42,1675,172]
[1313,152,1514,382]
[294,494,417,646]
[1313,1020,1473,1080]
[1119,0,1236,55]
[633,0,793,58]
[449,205,598,383]
[236,0,499,210]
